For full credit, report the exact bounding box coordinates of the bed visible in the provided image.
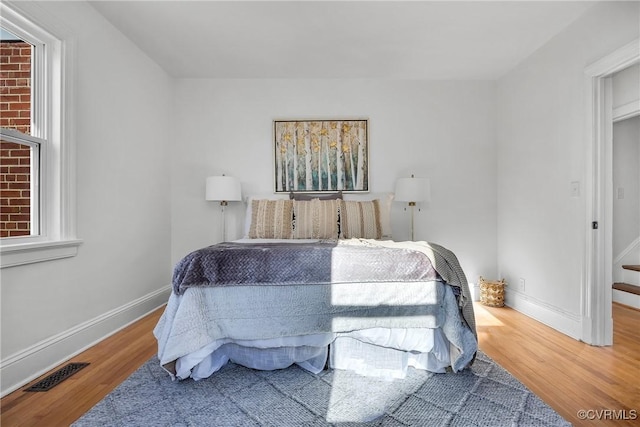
[153,196,478,381]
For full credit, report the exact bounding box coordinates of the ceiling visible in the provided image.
[89,1,595,80]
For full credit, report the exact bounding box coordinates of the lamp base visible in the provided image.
[221,203,227,242]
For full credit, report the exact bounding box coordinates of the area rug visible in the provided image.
[72,351,569,426]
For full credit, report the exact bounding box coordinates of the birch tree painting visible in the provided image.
[274,119,368,192]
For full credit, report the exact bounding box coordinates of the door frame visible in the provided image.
[583,39,639,345]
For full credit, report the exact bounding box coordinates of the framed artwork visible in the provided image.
[274,119,369,193]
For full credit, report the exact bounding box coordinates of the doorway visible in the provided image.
[584,39,640,346]
[611,77,640,307]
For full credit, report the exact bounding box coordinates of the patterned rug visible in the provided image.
[72,351,569,426]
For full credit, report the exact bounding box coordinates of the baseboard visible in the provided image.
[505,289,582,340]
[0,285,171,397]
[613,288,640,310]
[470,282,481,302]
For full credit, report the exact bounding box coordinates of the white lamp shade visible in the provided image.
[206,176,242,202]
[394,176,430,203]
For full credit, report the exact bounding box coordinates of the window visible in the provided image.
[1,29,38,238]
[0,3,80,267]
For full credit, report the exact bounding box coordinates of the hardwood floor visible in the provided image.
[477,302,640,426]
[1,303,638,426]
[0,308,163,427]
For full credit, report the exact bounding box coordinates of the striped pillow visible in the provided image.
[248,199,293,239]
[293,199,340,239]
[339,200,382,239]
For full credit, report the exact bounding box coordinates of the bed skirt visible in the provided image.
[173,326,453,381]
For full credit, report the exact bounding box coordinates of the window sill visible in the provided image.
[0,239,83,268]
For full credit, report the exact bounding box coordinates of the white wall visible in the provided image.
[496,1,639,337]
[0,1,173,396]
[171,79,498,287]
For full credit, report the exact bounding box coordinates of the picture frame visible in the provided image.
[273,119,369,193]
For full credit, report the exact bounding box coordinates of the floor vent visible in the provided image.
[24,362,89,392]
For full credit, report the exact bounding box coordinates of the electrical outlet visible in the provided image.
[519,278,526,292]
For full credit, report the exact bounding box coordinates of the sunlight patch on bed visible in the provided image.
[330,315,438,331]
[329,281,440,306]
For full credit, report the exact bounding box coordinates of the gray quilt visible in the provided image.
[172,239,475,336]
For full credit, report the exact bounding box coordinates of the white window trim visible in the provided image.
[0,2,80,268]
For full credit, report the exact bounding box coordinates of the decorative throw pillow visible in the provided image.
[243,194,289,237]
[292,200,315,239]
[293,199,340,239]
[289,191,343,201]
[339,200,382,239]
[248,199,293,239]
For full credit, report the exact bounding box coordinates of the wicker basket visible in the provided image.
[479,277,506,307]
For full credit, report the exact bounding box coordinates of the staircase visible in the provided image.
[613,265,640,309]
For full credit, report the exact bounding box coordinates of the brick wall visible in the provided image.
[1,40,32,238]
